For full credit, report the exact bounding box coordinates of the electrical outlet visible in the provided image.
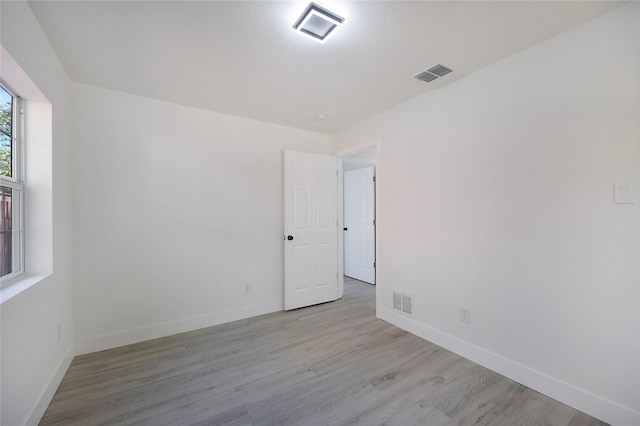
[243,282,252,294]
[56,323,63,342]
[460,308,471,323]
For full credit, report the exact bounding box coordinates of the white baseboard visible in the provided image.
[26,343,75,426]
[379,307,640,426]
[75,300,283,355]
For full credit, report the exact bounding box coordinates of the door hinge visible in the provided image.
[373,262,376,268]
[373,176,376,182]
[373,219,376,225]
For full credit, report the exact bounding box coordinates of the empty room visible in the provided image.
[1,1,638,425]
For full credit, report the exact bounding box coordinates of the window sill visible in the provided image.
[0,274,49,304]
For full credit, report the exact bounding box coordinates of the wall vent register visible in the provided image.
[393,291,413,316]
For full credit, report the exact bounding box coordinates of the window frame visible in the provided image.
[0,82,25,284]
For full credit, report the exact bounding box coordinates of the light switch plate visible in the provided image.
[614,181,637,204]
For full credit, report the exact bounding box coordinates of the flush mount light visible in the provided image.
[293,2,345,43]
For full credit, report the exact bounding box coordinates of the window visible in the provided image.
[0,83,23,281]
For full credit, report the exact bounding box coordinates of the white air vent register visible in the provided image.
[413,63,454,84]
[393,291,413,316]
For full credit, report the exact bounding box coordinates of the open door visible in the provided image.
[344,166,376,284]
[284,150,338,310]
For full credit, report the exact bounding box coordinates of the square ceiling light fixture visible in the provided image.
[293,2,345,43]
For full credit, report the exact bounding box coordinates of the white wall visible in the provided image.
[0,1,75,425]
[333,4,639,425]
[72,83,332,353]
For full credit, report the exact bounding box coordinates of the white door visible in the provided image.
[344,166,375,284]
[284,150,338,310]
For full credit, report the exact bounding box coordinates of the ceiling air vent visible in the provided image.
[412,63,453,84]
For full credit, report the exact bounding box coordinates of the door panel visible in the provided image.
[293,245,309,290]
[316,243,330,287]
[284,150,338,310]
[293,185,309,229]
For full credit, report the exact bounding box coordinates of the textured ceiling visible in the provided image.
[28,1,625,133]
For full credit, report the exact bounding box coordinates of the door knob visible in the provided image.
[287,235,294,241]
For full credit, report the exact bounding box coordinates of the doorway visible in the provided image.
[339,144,377,291]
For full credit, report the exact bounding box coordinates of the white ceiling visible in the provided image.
[28,1,625,133]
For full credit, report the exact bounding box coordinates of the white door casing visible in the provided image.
[344,166,376,284]
[284,150,338,310]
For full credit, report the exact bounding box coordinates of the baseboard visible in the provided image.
[379,307,640,426]
[75,300,283,355]
[25,343,75,426]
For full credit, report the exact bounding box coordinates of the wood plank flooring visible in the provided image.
[40,278,609,426]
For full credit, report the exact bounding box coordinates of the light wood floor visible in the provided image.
[41,278,608,426]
